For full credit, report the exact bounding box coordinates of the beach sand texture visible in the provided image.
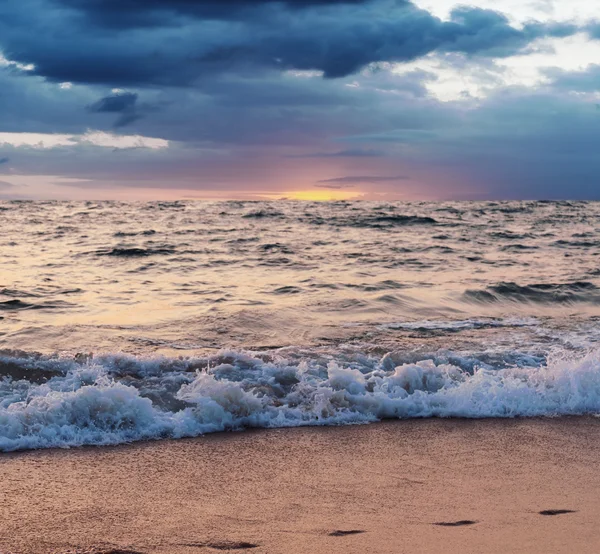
[1,417,598,554]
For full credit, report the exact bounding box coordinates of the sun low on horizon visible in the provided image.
[262,189,364,202]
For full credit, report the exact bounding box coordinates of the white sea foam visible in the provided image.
[1,348,600,452]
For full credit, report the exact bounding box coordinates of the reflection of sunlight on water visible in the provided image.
[0,199,599,353]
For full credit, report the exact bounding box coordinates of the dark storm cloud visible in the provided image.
[0,63,440,146]
[0,66,104,135]
[85,91,170,128]
[111,113,142,128]
[0,0,582,87]
[87,92,142,127]
[88,92,138,113]
[57,0,372,24]
[120,70,447,146]
[3,50,600,200]
[0,1,599,200]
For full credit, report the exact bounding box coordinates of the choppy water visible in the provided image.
[2,200,600,451]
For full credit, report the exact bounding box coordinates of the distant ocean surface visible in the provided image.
[2,199,600,451]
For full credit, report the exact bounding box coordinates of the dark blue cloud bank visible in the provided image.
[0,0,576,83]
[0,0,599,198]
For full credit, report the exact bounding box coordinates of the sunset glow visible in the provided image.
[0,0,598,199]
[267,190,364,202]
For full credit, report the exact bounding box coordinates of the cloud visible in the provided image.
[0,1,599,200]
[383,85,600,199]
[587,22,600,39]
[287,148,385,158]
[0,0,583,87]
[342,129,440,143]
[57,0,372,24]
[315,183,355,189]
[0,131,168,150]
[317,175,410,185]
[543,64,600,92]
[88,92,137,113]
[78,130,169,149]
[87,92,143,127]
[0,132,75,148]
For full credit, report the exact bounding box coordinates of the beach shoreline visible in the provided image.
[1,417,599,553]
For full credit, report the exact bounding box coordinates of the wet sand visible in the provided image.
[1,417,600,554]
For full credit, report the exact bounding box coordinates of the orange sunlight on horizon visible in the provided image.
[262,189,363,201]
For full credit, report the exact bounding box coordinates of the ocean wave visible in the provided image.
[499,244,539,251]
[463,282,600,304]
[95,246,177,257]
[383,318,538,332]
[319,214,439,228]
[488,231,535,240]
[0,299,75,311]
[242,209,285,219]
[553,239,600,248]
[113,230,157,237]
[0,347,599,452]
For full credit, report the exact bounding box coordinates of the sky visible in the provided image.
[0,0,599,201]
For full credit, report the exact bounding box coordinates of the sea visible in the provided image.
[1,199,600,451]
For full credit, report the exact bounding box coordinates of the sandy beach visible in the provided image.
[1,417,599,554]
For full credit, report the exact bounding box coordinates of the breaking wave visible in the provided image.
[1,347,600,452]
